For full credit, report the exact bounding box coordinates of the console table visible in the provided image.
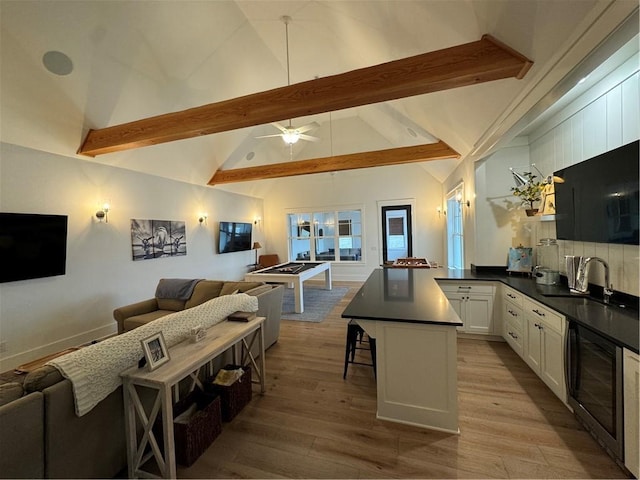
[121,317,266,479]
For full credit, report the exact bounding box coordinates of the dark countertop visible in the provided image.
[341,268,463,327]
[435,269,639,354]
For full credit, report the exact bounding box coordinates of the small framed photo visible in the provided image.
[141,332,170,371]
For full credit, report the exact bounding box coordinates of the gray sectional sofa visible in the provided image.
[0,280,284,478]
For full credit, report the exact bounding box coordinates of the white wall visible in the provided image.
[528,62,639,295]
[0,143,263,370]
[474,139,533,266]
[262,163,444,281]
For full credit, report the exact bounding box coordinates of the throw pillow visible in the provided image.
[23,365,64,393]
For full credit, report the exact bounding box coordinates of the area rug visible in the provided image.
[280,285,349,322]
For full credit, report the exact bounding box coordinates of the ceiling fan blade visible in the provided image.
[270,122,289,133]
[295,122,320,134]
[299,134,320,142]
[255,133,285,139]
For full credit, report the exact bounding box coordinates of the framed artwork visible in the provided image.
[131,219,187,261]
[141,332,170,371]
[507,246,533,273]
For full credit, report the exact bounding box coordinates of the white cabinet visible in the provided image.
[523,298,567,403]
[623,348,639,478]
[439,283,496,335]
[502,286,525,358]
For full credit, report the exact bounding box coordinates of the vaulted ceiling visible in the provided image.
[1,1,638,197]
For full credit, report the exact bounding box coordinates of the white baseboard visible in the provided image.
[0,324,117,372]
[457,332,505,342]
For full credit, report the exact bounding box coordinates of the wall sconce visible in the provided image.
[436,206,443,217]
[254,216,261,227]
[509,167,529,187]
[95,203,110,223]
[456,192,470,207]
[198,213,208,225]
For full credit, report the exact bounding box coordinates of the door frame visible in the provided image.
[377,199,416,265]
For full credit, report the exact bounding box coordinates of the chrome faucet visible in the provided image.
[575,256,613,304]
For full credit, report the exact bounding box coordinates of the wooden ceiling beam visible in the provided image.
[78,35,532,157]
[207,141,460,185]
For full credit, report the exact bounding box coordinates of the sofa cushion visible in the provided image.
[220,281,264,296]
[185,280,225,309]
[156,297,187,311]
[0,391,44,479]
[123,310,176,332]
[23,365,64,393]
[0,382,24,406]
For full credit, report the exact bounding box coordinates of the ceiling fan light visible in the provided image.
[282,131,300,144]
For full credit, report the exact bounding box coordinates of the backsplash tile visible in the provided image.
[623,245,639,295]
[609,244,624,292]
[531,220,638,296]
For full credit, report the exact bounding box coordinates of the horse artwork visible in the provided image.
[131,219,187,261]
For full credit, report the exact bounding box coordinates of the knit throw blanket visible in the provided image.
[48,293,258,417]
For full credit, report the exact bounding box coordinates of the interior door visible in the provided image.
[381,205,412,264]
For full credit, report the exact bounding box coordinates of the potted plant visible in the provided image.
[511,172,544,216]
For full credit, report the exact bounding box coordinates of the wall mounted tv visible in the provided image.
[218,221,252,254]
[554,140,639,245]
[0,213,69,283]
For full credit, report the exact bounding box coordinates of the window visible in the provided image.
[446,185,464,270]
[287,208,363,262]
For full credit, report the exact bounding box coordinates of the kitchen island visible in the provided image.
[342,268,462,433]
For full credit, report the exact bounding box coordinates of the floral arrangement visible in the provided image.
[511,172,544,211]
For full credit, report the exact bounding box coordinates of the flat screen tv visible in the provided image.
[554,140,639,245]
[218,221,252,254]
[0,213,69,283]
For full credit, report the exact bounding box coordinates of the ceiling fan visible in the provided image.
[257,121,320,145]
[256,15,320,146]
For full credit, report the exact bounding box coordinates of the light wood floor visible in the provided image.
[178,282,628,479]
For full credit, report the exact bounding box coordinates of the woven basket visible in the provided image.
[208,365,252,422]
[160,389,222,467]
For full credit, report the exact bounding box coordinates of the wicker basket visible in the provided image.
[157,389,222,467]
[208,365,252,422]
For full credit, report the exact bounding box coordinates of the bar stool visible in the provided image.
[343,319,377,379]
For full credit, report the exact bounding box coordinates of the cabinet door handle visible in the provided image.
[507,293,516,299]
[458,286,472,290]
[508,309,518,317]
[532,309,545,317]
[508,331,518,339]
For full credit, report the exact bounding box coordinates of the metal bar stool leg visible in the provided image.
[343,321,359,379]
[370,337,377,379]
[344,320,376,379]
